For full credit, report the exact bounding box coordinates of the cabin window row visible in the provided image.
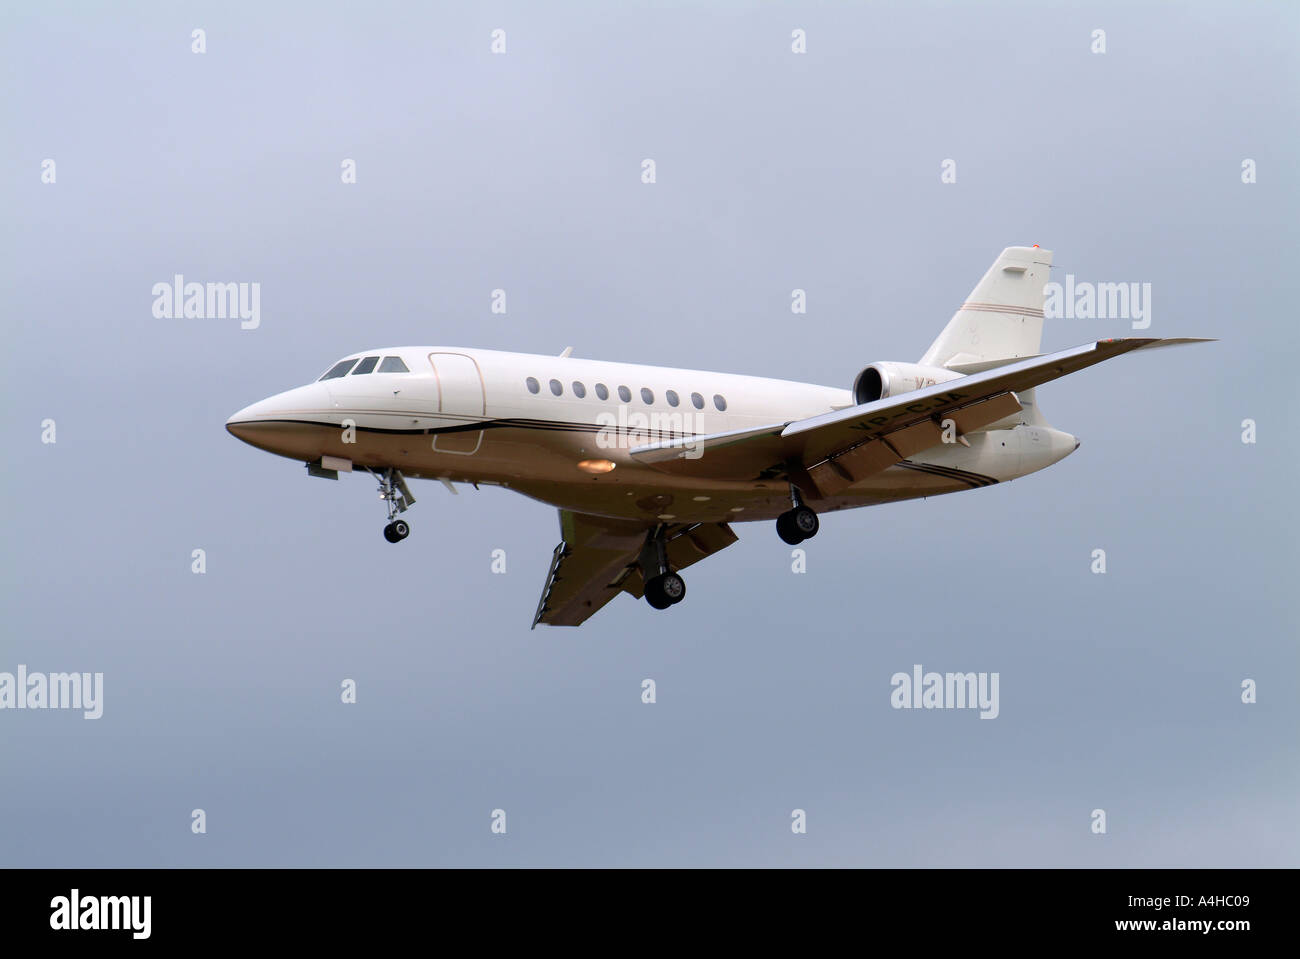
[524,377,727,411]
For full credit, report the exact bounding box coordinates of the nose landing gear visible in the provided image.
[371,467,415,543]
[776,484,819,545]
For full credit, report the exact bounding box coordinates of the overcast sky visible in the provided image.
[2,0,1297,866]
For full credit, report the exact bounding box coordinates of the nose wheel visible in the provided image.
[370,467,416,544]
[776,485,819,544]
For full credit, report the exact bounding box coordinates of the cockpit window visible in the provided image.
[319,359,358,380]
[377,356,409,373]
[352,356,380,375]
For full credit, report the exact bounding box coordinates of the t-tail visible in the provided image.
[921,246,1061,434]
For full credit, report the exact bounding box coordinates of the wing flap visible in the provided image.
[616,521,740,600]
[533,512,646,628]
[533,512,739,627]
[805,390,1023,495]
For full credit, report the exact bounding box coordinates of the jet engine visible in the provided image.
[852,362,963,404]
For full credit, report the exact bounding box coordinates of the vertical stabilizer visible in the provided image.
[920,246,1053,369]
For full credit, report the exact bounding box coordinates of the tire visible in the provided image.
[392,519,410,540]
[792,506,819,539]
[383,522,400,543]
[645,576,673,609]
[658,571,686,605]
[776,512,804,545]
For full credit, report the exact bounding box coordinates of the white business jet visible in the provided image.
[227,246,1207,626]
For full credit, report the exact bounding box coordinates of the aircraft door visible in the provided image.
[429,352,485,454]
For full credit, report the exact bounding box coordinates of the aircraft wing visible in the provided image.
[630,337,1211,494]
[532,510,739,627]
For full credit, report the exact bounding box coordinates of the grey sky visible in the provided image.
[2,1,1297,866]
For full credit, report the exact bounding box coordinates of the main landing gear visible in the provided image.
[371,467,415,543]
[640,527,687,611]
[776,485,819,545]
[645,571,686,610]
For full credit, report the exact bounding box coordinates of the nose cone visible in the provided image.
[226,383,332,451]
[226,396,279,444]
[225,406,260,443]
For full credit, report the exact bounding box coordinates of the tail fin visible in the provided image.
[920,246,1053,369]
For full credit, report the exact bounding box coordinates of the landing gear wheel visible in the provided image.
[645,583,672,610]
[776,506,818,544]
[658,571,685,605]
[791,506,818,539]
[383,520,410,543]
[645,571,686,609]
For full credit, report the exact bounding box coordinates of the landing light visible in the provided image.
[577,459,616,474]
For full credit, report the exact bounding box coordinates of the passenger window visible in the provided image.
[666,390,679,407]
[550,379,563,396]
[319,359,358,380]
[617,385,631,403]
[572,381,587,398]
[595,383,609,400]
[526,376,540,394]
[377,356,409,373]
[691,392,704,410]
[352,356,380,375]
[640,388,654,405]
[713,394,727,411]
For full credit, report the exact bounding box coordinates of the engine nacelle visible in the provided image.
[852,362,963,404]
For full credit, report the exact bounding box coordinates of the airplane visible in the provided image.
[226,246,1208,627]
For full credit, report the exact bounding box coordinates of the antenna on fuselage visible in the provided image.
[558,346,573,358]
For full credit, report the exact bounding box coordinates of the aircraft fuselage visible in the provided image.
[226,345,1077,525]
